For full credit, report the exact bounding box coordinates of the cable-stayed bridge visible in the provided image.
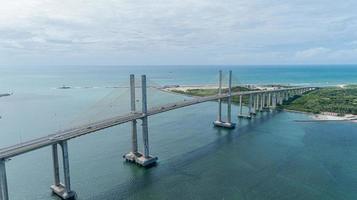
[0,70,316,200]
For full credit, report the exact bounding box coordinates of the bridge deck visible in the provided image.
[0,87,312,159]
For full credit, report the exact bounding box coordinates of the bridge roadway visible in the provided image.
[0,86,312,160]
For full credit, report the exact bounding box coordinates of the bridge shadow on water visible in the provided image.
[87,111,282,200]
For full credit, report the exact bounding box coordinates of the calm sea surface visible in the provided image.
[0,65,357,200]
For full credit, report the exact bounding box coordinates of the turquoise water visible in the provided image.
[0,65,357,200]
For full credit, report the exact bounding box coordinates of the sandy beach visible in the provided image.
[312,113,357,122]
[163,85,223,92]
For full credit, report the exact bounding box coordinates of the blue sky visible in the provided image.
[0,0,357,65]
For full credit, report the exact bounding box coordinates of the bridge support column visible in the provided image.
[272,93,277,109]
[264,93,268,110]
[239,95,243,115]
[268,93,271,108]
[227,70,232,124]
[124,75,157,167]
[217,70,223,122]
[238,94,251,119]
[51,142,76,200]
[249,94,253,114]
[277,92,283,105]
[141,75,150,158]
[125,75,157,167]
[251,95,256,115]
[141,75,157,165]
[260,93,264,111]
[214,70,235,128]
[131,75,138,155]
[124,74,140,162]
[52,144,60,188]
[0,159,9,200]
[285,91,289,101]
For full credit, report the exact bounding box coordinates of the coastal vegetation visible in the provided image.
[282,86,357,115]
[171,86,255,104]
[170,85,357,115]
[171,86,252,97]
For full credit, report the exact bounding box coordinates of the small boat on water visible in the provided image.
[0,93,12,97]
[58,85,71,89]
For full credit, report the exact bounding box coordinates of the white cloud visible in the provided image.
[0,0,357,65]
[295,47,331,59]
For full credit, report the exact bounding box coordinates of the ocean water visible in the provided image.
[0,65,357,200]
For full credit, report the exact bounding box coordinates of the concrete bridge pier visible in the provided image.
[130,75,138,156]
[264,93,269,111]
[216,70,223,122]
[249,94,253,114]
[284,91,289,101]
[0,159,9,200]
[276,92,280,105]
[251,95,257,115]
[124,74,141,163]
[278,92,283,105]
[238,95,243,116]
[256,94,261,112]
[238,94,252,119]
[214,70,235,128]
[125,75,158,167]
[262,93,267,110]
[259,93,264,111]
[272,93,277,109]
[51,142,76,200]
[136,75,158,166]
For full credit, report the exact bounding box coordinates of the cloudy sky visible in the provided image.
[0,0,357,65]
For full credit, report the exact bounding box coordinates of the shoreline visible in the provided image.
[163,83,294,92]
[285,109,357,122]
[163,85,222,92]
[166,85,357,122]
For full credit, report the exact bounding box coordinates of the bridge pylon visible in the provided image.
[213,70,236,129]
[124,75,158,167]
[0,159,9,200]
[50,141,77,200]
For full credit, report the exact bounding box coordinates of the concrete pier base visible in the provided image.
[123,152,157,167]
[50,142,76,200]
[262,107,270,111]
[213,120,236,129]
[237,114,252,119]
[51,184,76,200]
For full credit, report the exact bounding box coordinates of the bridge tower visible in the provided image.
[213,70,235,129]
[50,141,77,200]
[0,159,8,200]
[124,75,158,167]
